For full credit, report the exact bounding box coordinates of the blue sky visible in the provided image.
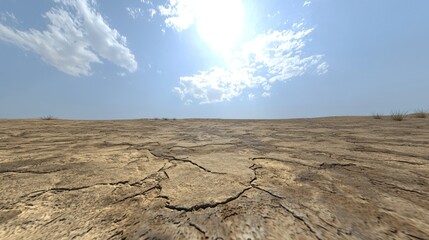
[0,0,428,119]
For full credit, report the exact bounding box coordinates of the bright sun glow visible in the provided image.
[194,0,244,53]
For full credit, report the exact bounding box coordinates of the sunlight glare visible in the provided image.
[195,0,244,54]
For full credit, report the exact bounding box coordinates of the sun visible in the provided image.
[194,0,244,54]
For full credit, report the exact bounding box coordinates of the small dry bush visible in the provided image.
[41,115,56,120]
[413,109,427,118]
[372,113,383,119]
[390,111,407,121]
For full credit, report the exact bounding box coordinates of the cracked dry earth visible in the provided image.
[0,117,428,240]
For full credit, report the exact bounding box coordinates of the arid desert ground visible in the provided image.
[0,117,428,239]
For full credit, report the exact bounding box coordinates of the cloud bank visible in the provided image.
[0,0,137,76]
[174,28,328,103]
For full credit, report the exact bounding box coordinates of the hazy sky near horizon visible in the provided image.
[0,0,428,119]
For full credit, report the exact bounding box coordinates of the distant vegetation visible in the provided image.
[41,115,56,120]
[390,111,407,121]
[372,109,428,121]
[151,118,176,121]
[372,113,383,119]
[413,109,427,118]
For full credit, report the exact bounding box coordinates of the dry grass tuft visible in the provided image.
[413,109,428,118]
[41,115,56,120]
[372,113,383,119]
[390,111,407,121]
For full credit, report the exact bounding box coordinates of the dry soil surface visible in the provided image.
[0,117,428,240]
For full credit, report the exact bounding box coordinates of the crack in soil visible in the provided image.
[165,161,260,212]
[114,185,161,204]
[319,162,356,169]
[252,185,285,199]
[71,226,93,240]
[149,149,227,175]
[189,222,207,238]
[169,157,226,175]
[279,203,323,240]
[106,230,124,240]
[168,142,236,149]
[402,231,429,240]
[369,179,427,196]
[19,165,167,200]
[43,214,65,226]
[251,157,317,168]
[249,160,287,200]
[0,169,66,174]
[249,157,326,239]
[165,187,252,212]
[352,146,429,161]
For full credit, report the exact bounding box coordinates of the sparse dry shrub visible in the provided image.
[41,115,56,120]
[390,111,407,121]
[372,113,383,119]
[413,109,427,118]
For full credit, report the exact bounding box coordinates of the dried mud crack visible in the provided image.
[1,117,428,239]
[165,186,252,212]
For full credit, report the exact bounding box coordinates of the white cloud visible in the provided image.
[317,62,329,75]
[262,84,271,92]
[126,7,143,19]
[267,11,280,18]
[148,8,157,18]
[248,93,255,100]
[262,92,271,97]
[140,0,152,5]
[175,27,328,103]
[158,0,197,31]
[292,22,304,29]
[0,12,17,23]
[303,1,312,7]
[0,0,137,76]
[174,66,265,104]
[126,7,157,20]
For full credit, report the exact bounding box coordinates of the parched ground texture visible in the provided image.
[0,117,428,240]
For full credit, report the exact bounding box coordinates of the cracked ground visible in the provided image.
[0,117,428,240]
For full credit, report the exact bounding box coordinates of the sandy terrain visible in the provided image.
[0,117,428,240]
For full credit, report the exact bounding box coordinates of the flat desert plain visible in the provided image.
[0,117,428,240]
